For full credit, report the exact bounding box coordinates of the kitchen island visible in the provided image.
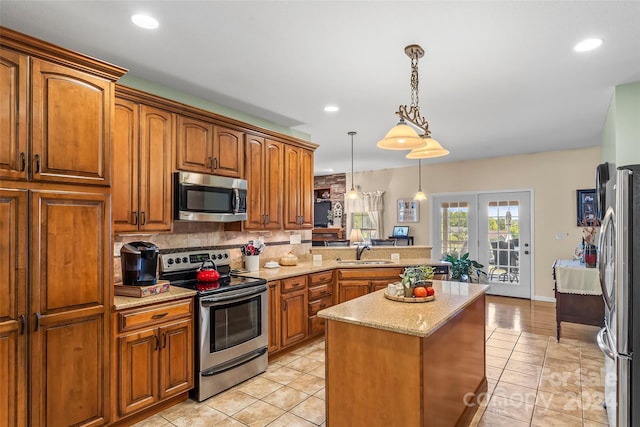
[318,281,488,427]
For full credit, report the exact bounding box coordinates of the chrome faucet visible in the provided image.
[356,243,371,260]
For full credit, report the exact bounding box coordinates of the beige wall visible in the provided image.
[349,146,602,299]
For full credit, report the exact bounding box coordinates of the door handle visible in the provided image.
[133,212,138,225]
[208,157,214,169]
[154,335,160,351]
[524,251,529,254]
[34,313,41,332]
[20,152,26,172]
[34,154,41,173]
[213,157,219,169]
[19,315,25,335]
[162,332,167,348]
[141,212,146,225]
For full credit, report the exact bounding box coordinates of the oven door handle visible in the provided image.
[201,285,267,306]
[201,346,268,377]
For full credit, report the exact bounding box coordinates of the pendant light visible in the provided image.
[346,131,359,200]
[406,136,450,159]
[414,159,427,201]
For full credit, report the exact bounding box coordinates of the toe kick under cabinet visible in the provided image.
[112,297,194,421]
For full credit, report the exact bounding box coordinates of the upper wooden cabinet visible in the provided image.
[113,94,174,233]
[176,115,244,178]
[0,34,126,185]
[244,135,284,230]
[284,146,314,229]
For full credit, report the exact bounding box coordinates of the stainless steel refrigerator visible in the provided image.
[596,163,639,427]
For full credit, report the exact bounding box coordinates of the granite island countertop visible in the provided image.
[318,280,489,338]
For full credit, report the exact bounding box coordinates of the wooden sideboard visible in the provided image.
[312,227,345,246]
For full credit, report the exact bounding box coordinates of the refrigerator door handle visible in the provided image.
[598,206,616,310]
[597,327,616,360]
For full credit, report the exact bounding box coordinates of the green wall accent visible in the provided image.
[117,75,311,141]
[602,81,640,166]
[601,96,616,163]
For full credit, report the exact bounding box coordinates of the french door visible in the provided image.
[431,191,532,299]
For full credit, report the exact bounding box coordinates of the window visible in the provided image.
[440,201,469,258]
[351,213,374,240]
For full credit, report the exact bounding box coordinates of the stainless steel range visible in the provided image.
[159,249,268,402]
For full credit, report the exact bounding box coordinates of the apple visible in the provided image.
[426,286,435,297]
[413,286,427,297]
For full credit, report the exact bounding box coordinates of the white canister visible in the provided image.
[245,255,260,272]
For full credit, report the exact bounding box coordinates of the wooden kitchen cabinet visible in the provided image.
[113,91,173,233]
[244,135,284,230]
[280,276,308,348]
[307,270,334,337]
[336,268,404,303]
[0,43,123,186]
[115,299,194,418]
[284,145,314,229]
[0,189,27,427]
[176,115,244,178]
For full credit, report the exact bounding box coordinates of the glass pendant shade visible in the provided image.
[406,137,450,159]
[376,118,425,150]
[413,190,427,201]
[347,188,359,200]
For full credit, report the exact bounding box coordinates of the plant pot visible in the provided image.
[404,285,414,298]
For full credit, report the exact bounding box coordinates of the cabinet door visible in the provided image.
[31,58,112,186]
[283,145,302,229]
[0,48,28,181]
[264,140,284,229]
[0,189,27,427]
[298,148,314,228]
[267,281,281,354]
[244,135,266,230]
[370,280,390,292]
[176,115,214,174]
[118,328,158,416]
[280,289,308,348]
[158,319,193,399]
[338,280,370,303]
[112,98,140,232]
[213,126,244,178]
[29,191,110,427]
[139,105,173,232]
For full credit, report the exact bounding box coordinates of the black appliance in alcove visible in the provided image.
[120,241,159,285]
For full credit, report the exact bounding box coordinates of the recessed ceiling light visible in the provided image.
[574,38,603,52]
[324,105,339,112]
[131,14,159,30]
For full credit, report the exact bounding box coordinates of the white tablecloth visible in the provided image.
[554,259,602,295]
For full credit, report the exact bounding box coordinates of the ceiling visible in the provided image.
[2,1,639,175]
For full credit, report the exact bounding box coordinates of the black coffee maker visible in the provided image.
[121,241,159,286]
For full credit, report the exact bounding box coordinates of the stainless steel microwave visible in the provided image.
[174,172,247,222]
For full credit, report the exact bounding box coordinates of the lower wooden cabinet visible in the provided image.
[267,281,281,353]
[308,270,334,337]
[280,276,308,348]
[337,268,404,303]
[114,298,194,419]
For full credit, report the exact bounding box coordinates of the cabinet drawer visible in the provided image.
[281,276,307,293]
[308,315,325,336]
[309,270,333,286]
[308,295,333,316]
[118,299,193,332]
[308,282,333,300]
[337,268,404,281]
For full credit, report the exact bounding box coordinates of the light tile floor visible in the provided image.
[134,328,608,427]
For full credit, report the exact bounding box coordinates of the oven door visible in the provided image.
[198,284,268,371]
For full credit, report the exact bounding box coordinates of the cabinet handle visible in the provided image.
[19,315,25,335]
[320,304,328,309]
[154,335,160,351]
[34,313,41,332]
[213,157,219,169]
[151,312,168,319]
[20,152,26,172]
[141,212,146,225]
[208,157,213,169]
[265,214,270,224]
[34,154,41,173]
[162,333,167,348]
[283,301,287,311]
[133,212,138,225]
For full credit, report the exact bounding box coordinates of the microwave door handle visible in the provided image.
[598,207,615,310]
[233,188,240,214]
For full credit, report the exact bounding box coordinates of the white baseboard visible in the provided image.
[532,295,556,303]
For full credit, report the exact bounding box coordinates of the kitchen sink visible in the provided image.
[337,260,396,265]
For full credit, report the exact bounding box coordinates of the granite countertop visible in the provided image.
[318,281,489,338]
[233,258,450,281]
[113,286,197,311]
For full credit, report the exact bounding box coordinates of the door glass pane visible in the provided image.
[440,201,469,258]
[211,296,262,352]
[487,201,520,283]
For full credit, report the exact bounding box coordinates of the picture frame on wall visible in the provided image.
[577,189,600,226]
[398,199,419,223]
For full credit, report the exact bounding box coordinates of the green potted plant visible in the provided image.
[444,253,485,283]
[400,265,435,297]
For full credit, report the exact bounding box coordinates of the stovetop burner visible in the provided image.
[159,249,266,296]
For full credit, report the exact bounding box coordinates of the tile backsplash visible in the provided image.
[113,223,312,283]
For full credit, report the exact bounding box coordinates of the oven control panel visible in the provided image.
[160,249,231,272]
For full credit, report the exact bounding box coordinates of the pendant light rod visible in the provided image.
[347,131,358,200]
[414,158,427,201]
